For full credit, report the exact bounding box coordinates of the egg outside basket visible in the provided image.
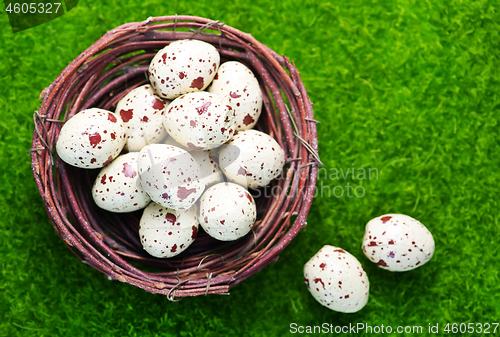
[30,15,320,299]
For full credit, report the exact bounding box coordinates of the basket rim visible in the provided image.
[30,15,320,299]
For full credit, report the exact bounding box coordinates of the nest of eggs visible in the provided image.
[30,15,319,299]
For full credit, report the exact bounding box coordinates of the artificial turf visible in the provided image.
[1,0,499,336]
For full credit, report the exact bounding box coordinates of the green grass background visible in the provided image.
[1,0,499,336]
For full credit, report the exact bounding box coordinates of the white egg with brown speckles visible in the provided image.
[137,144,204,210]
[115,84,170,151]
[304,245,369,313]
[92,152,151,212]
[361,214,435,272]
[190,149,224,188]
[56,108,126,168]
[218,129,285,188]
[163,91,236,150]
[139,202,199,258]
[208,61,262,130]
[148,39,220,99]
[198,182,256,241]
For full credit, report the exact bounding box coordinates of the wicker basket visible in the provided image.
[30,15,320,299]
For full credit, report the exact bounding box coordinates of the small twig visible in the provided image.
[136,17,153,33]
[32,111,50,151]
[299,162,320,169]
[197,254,226,268]
[31,111,60,166]
[304,118,320,124]
[28,147,45,154]
[167,277,194,302]
[216,21,224,51]
[35,113,65,123]
[294,131,323,166]
[205,273,212,295]
[190,20,223,39]
[285,105,299,134]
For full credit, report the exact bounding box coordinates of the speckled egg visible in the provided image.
[148,39,220,99]
[115,84,169,151]
[198,182,256,241]
[137,144,204,210]
[304,245,370,313]
[190,150,224,188]
[361,214,435,272]
[139,202,199,258]
[162,135,188,150]
[56,108,126,168]
[163,91,236,150]
[218,129,285,188]
[207,61,262,130]
[92,152,151,212]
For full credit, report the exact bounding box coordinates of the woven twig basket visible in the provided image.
[30,15,319,299]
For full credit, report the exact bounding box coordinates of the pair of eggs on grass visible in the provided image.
[304,214,435,313]
[55,39,286,258]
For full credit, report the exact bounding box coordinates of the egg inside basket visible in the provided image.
[30,15,319,299]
